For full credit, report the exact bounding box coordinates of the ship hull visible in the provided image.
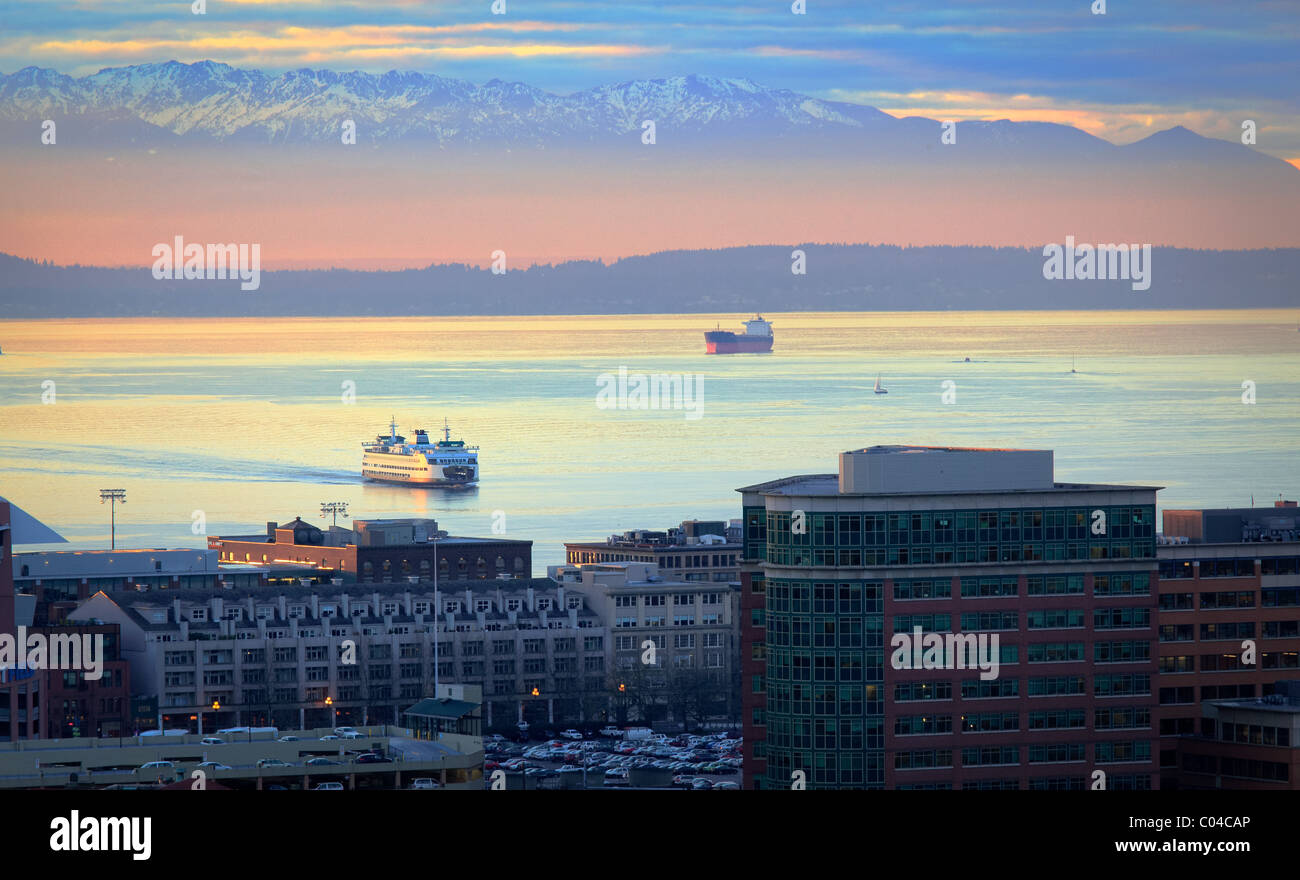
[362,474,476,487]
[704,332,773,354]
[362,452,477,486]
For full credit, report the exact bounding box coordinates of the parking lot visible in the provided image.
[484,730,742,790]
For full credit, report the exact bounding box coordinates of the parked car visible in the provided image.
[339,731,363,740]
[333,726,357,735]
[319,735,341,741]
[276,735,300,742]
[411,778,439,789]
[195,761,232,771]
[672,775,697,788]
[134,761,174,774]
[199,737,224,745]
[306,757,342,766]
[257,758,293,769]
[354,753,392,764]
[713,782,740,790]
[691,778,714,790]
[560,729,583,740]
[313,782,344,790]
[599,726,623,738]
[603,768,629,786]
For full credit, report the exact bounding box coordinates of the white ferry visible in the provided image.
[361,418,479,487]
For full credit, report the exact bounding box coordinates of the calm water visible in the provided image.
[1,310,1297,571]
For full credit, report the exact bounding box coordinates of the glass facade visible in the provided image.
[759,505,1156,567]
[761,578,885,789]
[745,499,1157,790]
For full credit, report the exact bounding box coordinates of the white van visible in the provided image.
[313,782,344,790]
[218,726,279,739]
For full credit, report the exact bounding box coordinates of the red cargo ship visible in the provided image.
[705,315,774,354]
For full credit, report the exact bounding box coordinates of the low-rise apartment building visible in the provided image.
[68,578,609,733]
[549,561,741,725]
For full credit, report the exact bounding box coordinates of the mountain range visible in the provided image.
[0,60,1293,170]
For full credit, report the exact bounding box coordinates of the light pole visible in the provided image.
[99,489,126,549]
[320,502,348,528]
[326,695,335,730]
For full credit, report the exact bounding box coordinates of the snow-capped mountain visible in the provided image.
[0,60,1291,174]
[0,61,893,144]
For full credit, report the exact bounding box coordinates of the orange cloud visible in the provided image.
[31,22,623,58]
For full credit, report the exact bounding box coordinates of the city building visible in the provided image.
[1155,502,1300,786]
[15,548,224,612]
[1,497,66,743]
[0,721,483,790]
[549,561,741,726]
[564,519,741,583]
[1168,680,1300,789]
[739,445,1159,790]
[35,620,132,739]
[210,516,532,583]
[66,577,609,733]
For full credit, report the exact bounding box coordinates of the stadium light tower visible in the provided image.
[99,489,126,549]
[320,501,349,527]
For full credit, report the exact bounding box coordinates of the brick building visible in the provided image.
[1156,502,1300,786]
[210,516,531,583]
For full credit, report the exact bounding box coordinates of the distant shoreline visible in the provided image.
[3,243,1297,319]
[2,308,1296,327]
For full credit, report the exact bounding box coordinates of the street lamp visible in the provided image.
[326,696,336,730]
[99,489,126,549]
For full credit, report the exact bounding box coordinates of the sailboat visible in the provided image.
[1070,354,1077,374]
[873,374,888,395]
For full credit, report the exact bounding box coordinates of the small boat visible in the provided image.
[873,374,888,395]
[1070,354,1077,374]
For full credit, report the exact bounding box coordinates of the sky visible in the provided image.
[1,0,1297,267]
